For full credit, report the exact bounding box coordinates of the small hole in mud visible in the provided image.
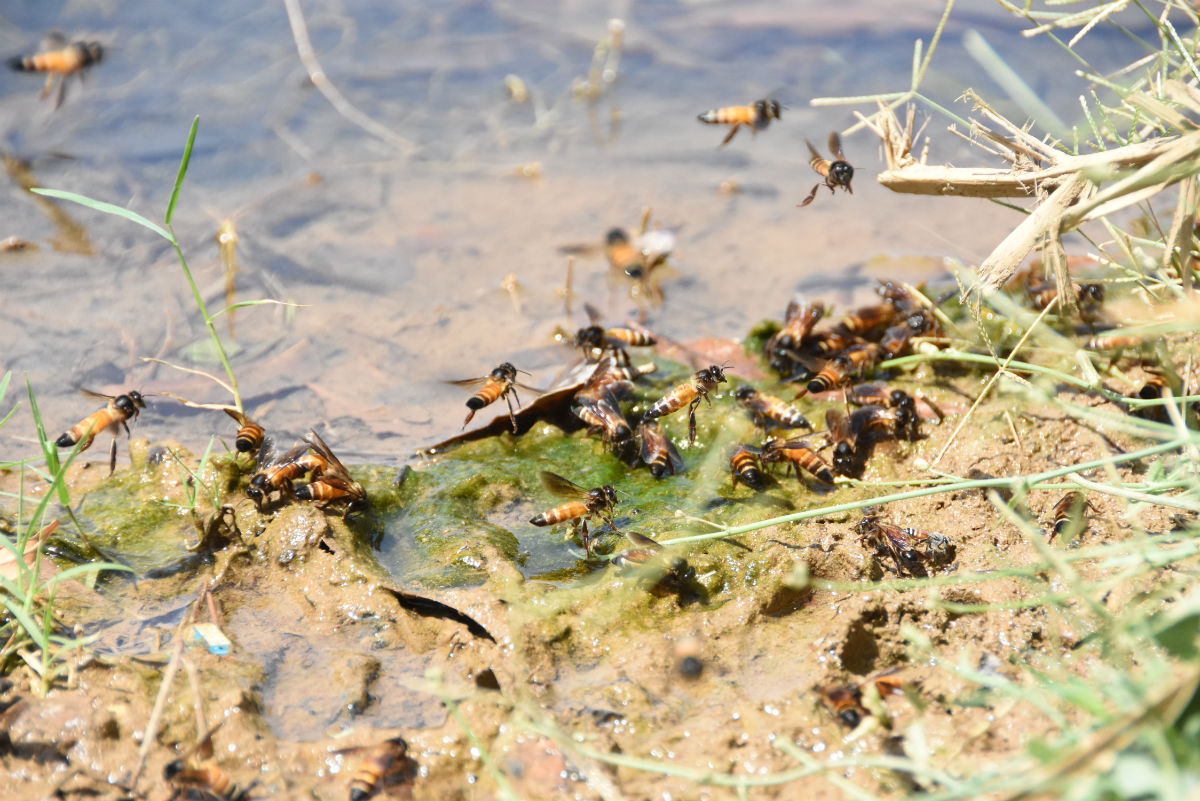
[841,618,881,675]
[474,668,500,691]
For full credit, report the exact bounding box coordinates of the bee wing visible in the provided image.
[42,31,68,50]
[447,376,488,388]
[829,131,847,162]
[78,387,116,402]
[223,407,249,426]
[806,140,830,174]
[539,470,586,498]
[825,408,850,440]
[624,531,662,550]
[268,441,309,467]
[512,380,545,394]
[583,301,604,325]
[303,430,351,479]
[557,242,604,257]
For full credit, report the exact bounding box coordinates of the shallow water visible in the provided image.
[0,0,1153,467]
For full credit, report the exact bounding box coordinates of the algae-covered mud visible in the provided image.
[5,1,1200,800]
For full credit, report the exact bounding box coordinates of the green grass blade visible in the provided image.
[25,377,67,507]
[29,189,170,241]
[166,116,199,226]
[0,594,49,649]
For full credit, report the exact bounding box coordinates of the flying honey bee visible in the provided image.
[805,344,881,395]
[644,365,728,444]
[819,668,908,728]
[8,33,103,108]
[799,132,854,207]
[1047,491,1094,543]
[696,99,783,147]
[449,362,539,434]
[348,737,409,801]
[730,444,767,490]
[164,721,251,801]
[294,431,367,517]
[529,471,619,555]
[734,386,812,432]
[223,408,266,457]
[56,388,147,475]
[638,420,683,478]
[760,438,835,485]
[611,531,692,583]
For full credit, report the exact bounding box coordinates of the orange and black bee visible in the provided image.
[639,420,683,478]
[735,386,812,432]
[223,408,266,457]
[246,441,312,510]
[1027,278,1105,314]
[348,737,409,801]
[819,668,908,728]
[450,362,538,433]
[9,33,103,108]
[697,99,782,146]
[294,431,367,517]
[855,515,951,574]
[806,329,857,358]
[849,382,913,412]
[836,304,898,338]
[805,344,881,395]
[644,365,728,444]
[611,531,693,586]
[574,322,655,360]
[529,471,619,555]
[760,437,835,485]
[799,132,854,207]
[1086,333,1145,351]
[729,444,767,490]
[774,298,825,351]
[56,388,147,475]
[1047,491,1094,543]
[164,721,251,801]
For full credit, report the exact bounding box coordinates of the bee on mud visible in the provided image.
[347,736,409,801]
[294,431,367,517]
[246,441,314,511]
[730,444,767,490]
[449,362,538,434]
[644,365,728,444]
[638,420,683,478]
[697,99,782,147]
[9,33,103,108]
[856,515,951,575]
[772,298,825,352]
[819,668,909,729]
[799,131,854,207]
[1026,278,1105,312]
[735,386,812,432]
[805,344,881,395]
[164,721,251,801]
[223,408,266,457]
[529,471,619,555]
[760,438,835,485]
[836,303,898,338]
[1086,332,1146,351]
[612,531,693,585]
[1047,491,1094,543]
[56,388,147,475]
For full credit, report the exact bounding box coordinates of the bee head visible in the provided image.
[1080,283,1105,303]
[831,161,854,184]
[605,228,630,246]
[734,385,756,401]
[493,362,518,381]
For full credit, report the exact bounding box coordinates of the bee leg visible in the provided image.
[462,409,475,429]
[504,393,519,434]
[581,519,591,555]
[798,184,820,208]
[108,438,118,476]
[40,73,54,100]
[720,123,741,147]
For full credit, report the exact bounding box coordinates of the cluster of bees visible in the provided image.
[164,720,408,801]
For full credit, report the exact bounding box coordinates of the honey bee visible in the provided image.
[805,344,880,395]
[450,362,538,434]
[806,329,857,358]
[348,737,409,801]
[773,298,825,351]
[8,33,103,108]
[836,304,898,337]
[529,471,619,554]
[799,132,854,207]
[856,515,950,574]
[611,531,692,582]
[1047,491,1095,542]
[56,388,147,475]
[246,442,312,510]
[294,431,367,517]
[573,392,634,444]
[1027,279,1105,313]
[164,721,250,801]
[574,321,656,360]
[644,365,728,444]
[824,408,863,477]
[697,99,783,147]
[734,386,812,432]
[638,420,683,478]
[223,408,266,457]
[1085,333,1145,351]
[819,668,908,728]
[760,438,835,485]
[730,444,767,490]
[849,382,911,410]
